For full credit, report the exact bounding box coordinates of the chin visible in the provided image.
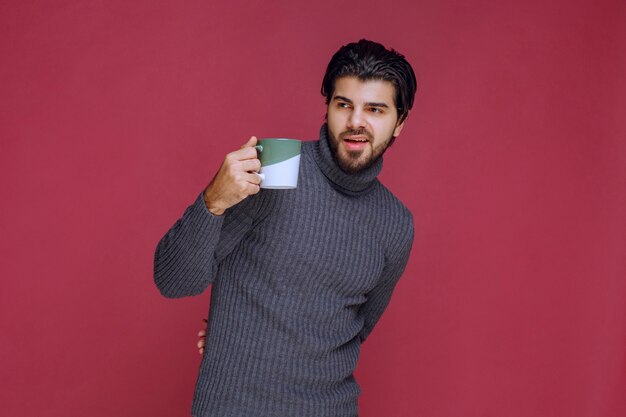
[337,154,372,174]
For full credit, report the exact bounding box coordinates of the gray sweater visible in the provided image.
[154,124,414,417]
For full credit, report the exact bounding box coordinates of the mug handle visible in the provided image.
[254,145,264,183]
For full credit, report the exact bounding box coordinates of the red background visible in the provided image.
[1,1,625,416]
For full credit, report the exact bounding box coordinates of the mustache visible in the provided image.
[339,129,373,141]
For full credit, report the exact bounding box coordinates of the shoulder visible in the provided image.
[374,183,413,227]
[371,183,414,249]
[301,139,317,151]
[300,139,317,160]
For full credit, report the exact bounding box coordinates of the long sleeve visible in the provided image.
[357,216,414,343]
[153,191,257,298]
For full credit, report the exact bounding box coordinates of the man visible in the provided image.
[154,39,417,417]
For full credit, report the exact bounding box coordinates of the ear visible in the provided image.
[392,116,406,137]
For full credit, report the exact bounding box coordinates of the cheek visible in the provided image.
[370,123,386,139]
[371,123,396,148]
[380,120,398,136]
[327,119,344,140]
[327,112,343,128]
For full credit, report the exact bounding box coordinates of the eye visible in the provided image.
[369,107,383,114]
[337,102,350,108]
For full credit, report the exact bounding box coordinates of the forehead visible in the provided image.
[332,76,396,104]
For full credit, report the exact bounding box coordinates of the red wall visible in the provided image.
[1,1,624,416]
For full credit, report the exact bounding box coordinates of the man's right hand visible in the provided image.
[203,136,262,216]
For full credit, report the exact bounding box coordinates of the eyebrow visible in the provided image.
[332,95,390,108]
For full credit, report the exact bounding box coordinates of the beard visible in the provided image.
[328,127,395,174]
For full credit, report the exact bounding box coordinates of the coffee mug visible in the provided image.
[254,138,302,189]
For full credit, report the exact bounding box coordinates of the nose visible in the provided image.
[347,108,365,129]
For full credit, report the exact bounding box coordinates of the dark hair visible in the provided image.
[321,39,417,124]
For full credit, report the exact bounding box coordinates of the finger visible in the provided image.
[197,339,206,349]
[240,158,261,173]
[247,183,261,195]
[230,146,259,161]
[199,348,204,355]
[198,330,206,337]
[244,173,262,186]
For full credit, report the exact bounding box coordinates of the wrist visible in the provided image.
[203,189,226,216]
[204,199,226,216]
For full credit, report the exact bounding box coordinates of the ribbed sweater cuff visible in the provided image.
[188,191,225,228]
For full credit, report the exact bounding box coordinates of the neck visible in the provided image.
[311,124,382,196]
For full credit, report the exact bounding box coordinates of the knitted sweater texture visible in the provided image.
[154,124,414,417]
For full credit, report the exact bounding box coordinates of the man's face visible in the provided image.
[326,76,405,174]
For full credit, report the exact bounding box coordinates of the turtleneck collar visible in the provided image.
[311,123,382,196]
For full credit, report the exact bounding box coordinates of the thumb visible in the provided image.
[241,136,257,148]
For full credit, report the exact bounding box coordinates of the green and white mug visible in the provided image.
[255,138,302,189]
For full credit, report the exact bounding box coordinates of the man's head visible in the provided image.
[321,39,417,173]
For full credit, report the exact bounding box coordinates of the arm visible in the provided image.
[358,218,414,343]
[153,136,262,298]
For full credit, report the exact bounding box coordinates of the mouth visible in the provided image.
[342,136,369,151]
[344,135,368,142]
